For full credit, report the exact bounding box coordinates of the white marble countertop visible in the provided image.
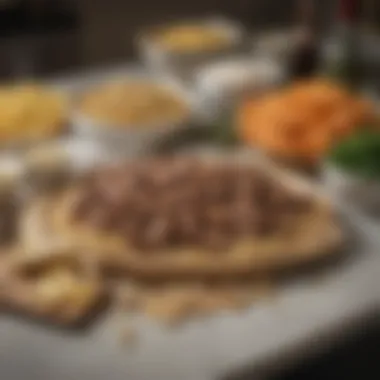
[0,67,379,380]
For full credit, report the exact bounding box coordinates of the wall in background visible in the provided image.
[77,0,299,67]
[0,0,334,77]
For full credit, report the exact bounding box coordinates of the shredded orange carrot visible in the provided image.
[237,80,376,163]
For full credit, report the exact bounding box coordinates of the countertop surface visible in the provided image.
[0,65,379,380]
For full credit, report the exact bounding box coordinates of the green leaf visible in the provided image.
[328,128,380,179]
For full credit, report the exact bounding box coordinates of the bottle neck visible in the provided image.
[321,1,363,90]
[334,0,362,44]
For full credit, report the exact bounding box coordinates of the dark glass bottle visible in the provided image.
[322,0,363,89]
[289,0,320,79]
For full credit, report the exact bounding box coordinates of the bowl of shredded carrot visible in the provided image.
[237,80,377,169]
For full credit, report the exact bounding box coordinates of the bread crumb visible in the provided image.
[120,325,137,347]
[114,283,140,311]
[138,281,274,325]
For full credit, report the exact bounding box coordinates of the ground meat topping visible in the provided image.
[71,158,311,251]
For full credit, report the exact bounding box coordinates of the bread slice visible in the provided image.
[0,248,106,326]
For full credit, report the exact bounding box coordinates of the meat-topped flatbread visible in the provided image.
[20,155,344,279]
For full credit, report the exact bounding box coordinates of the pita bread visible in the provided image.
[19,164,344,279]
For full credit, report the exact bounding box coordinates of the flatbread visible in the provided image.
[0,249,106,326]
[19,166,344,279]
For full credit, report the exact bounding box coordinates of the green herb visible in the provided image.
[328,129,380,179]
[207,112,239,146]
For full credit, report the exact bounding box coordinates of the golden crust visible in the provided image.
[2,271,104,326]
[0,249,105,326]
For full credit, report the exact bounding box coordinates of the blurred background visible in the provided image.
[0,0,338,77]
[0,1,379,379]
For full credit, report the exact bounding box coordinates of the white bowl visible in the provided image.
[71,75,196,159]
[254,29,304,66]
[194,57,284,119]
[136,17,248,80]
[323,162,380,214]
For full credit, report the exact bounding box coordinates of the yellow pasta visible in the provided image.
[0,85,66,144]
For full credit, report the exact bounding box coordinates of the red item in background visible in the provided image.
[339,0,361,22]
